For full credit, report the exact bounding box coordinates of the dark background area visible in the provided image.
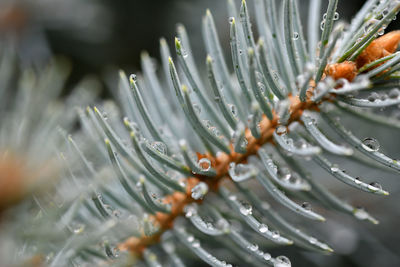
[1,0,398,89]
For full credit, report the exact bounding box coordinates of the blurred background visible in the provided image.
[1,0,399,90]
[1,0,400,266]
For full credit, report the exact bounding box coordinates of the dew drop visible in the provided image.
[229,16,234,24]
[130,74,137,82]
[333,12,339,20]
[361,137,380,152]
[301,202,311,211]
[272,230,280,239]
[228,104,237,117]
[364,19,378,33]
[192,240,200,248]
[367,92,379,102]
[72,223,85,234]
[293,32,299,40]
[229,195,237,201]
[198,158,211,171]
[216,219,230,232]
[278,167,292,181]
[354,207,369,220]
[259,223,269,233]
[389,88,400,99]
[354,177,362,185]
[309,237,318,244]
[185,204,197,218]
[239,201,253,216]
[210,126,220,137]
[151,141,167,154]
[330,165,339,173]
[276,125,287,135]
[294,139,307,149]
[191,182,209,200]
[320,20,325,31]
[248,243,259,252]
[187,235,195,243]
[228,162,255,182]
[274,255,291,267]
[263,253,272,261]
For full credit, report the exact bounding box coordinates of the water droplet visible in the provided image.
[389,88,400,99]
[187,235,195,242]
[309,237,318,244]
[274,255,291,267]
[288,172,301,185]
[130,74,137,82]
[320,20,325,31]
[272,230,280,239]
[203,120,212,129]
[364,19,378,33]
[330,165,339,173]
[229,195,237,201]
[216,219,230,232]
[263,253,272,261]
[248,243,258,251]
[301,202,311,211]
[151,141,167,154]
[294,139,307,149]
[192,240,200,248]
[239,201,253,216]
[102,112,108,120]
[354,177,362,185]
[367,92,379,102]
[185,204,197,218]
[136,180,143,191]
[278,167,292,181]
[333,12,339,20]
[228,104,237,117]
[229,17,234,24]
[113,209,122,218]
[259,223,269,233]
[276,125,287,135]
[362,137,380,152]
[210,126,220,137]
[354,207,369,220]
[198,158,211,171]
[293,32,299,40]
[228,162,255,182]
[191,182,209,200]
[72,223,85,234]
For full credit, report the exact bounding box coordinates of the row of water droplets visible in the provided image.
[367,88,400,102]
[228,194,282,240]
[320,12,340,31]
